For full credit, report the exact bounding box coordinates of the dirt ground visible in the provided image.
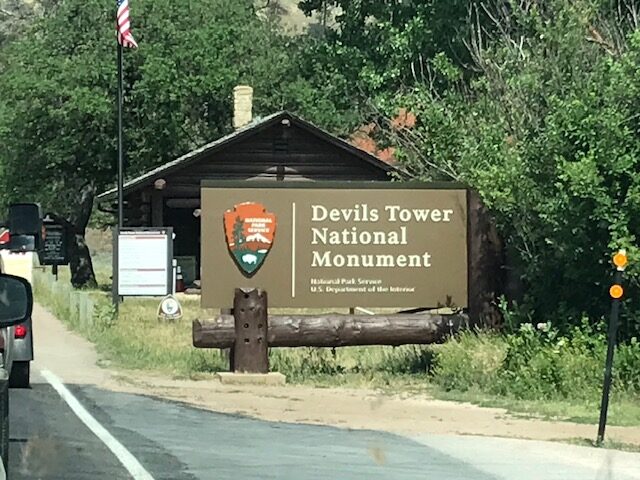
[33,303,640,447]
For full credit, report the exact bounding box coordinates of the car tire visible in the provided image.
[0,380,9,474]
[9,362,29,389]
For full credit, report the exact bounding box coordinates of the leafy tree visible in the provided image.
[294,0,640,334]
[0,0,297,286]
[291,0,480,133]
[382,0,640,335]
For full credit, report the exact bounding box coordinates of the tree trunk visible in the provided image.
[53,183,98,288]
[69,231,97,289]
[193,312,469,349]
[467,189,504,329]
[69,183,97,288]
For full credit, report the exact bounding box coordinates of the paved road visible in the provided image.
[10,381,130,479]
[8,372,491,480]
[8,370,640,480]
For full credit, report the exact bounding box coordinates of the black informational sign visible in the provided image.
[40,222,68,266]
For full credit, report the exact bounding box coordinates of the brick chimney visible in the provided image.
[233,85,253,129]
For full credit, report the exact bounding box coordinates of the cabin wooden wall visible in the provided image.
[151,123,389,201]
[123,122,391,226]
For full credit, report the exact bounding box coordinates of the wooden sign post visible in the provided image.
[232,289,268,373]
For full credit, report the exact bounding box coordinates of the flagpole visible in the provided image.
[113,41,125,310]
[117,42,124,231]
[115,0,136,309]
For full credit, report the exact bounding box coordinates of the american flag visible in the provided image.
[116,0,138,48]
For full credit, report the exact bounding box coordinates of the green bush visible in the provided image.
[494,322,605,400]
[616,337,640,392]
[432,322,640,401]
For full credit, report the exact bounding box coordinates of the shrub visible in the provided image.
[493,322,605,400]
[432,321,640,401]
[616,337,640,392]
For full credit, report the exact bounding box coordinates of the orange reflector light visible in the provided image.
[609,284,624,299]
[613,250,628,270]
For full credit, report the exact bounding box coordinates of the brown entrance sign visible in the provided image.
[201,182,468,309]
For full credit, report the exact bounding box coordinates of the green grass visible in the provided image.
[431,388,640,427]
[270,344,433,390]
[34,266,434,383]
[34,269,227,378]
[560,437,640,453]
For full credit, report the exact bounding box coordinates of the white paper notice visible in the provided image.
[118,232,169,296]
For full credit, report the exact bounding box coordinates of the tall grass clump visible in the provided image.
[431,331,506,392]
[431,321,640,402]
[270,345,435,386]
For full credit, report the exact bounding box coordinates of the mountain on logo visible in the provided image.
[223,202,277,276]
[245,232,271,244]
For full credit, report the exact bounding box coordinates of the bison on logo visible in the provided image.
[223,202,277,276]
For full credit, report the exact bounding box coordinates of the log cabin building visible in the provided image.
[97,87,398,285]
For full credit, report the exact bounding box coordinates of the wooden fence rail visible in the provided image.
[193,288,469,373]
[193,312,468,349]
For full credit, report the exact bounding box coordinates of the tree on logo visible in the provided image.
[233,216,245,248]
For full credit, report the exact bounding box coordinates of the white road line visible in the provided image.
[40,369,155,480]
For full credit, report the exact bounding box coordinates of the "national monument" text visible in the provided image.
[310,204,454,268]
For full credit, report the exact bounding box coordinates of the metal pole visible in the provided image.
[114,42,124,312]
[117,43,124,231]
[597,269,622,444]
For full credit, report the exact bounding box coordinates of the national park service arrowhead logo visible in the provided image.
[224,202,276,276]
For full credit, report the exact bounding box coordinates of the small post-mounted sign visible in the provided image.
[39,216,69,280]
[597,249,628,445]
[7,203,42,253]
[157,294,183,321]
[114,228,173,297]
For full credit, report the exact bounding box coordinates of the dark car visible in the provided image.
[10,314,32,388]
[0,251,34,389]
[0,273,33,474]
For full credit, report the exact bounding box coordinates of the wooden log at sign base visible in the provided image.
[232,288,268,373]
[193,311,469,349]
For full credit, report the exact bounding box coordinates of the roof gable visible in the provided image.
[99,111,399,200]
